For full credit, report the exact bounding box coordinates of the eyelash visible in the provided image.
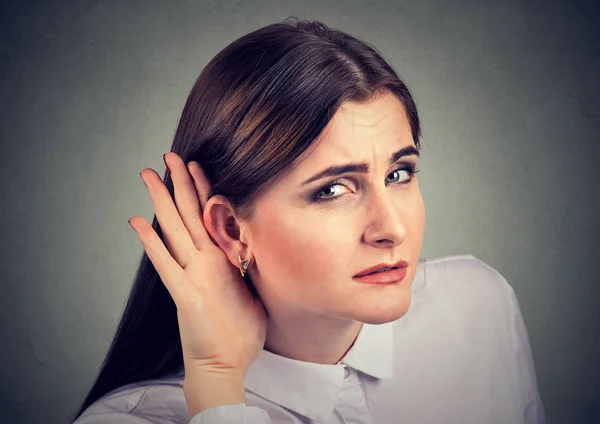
[312,163,421,203]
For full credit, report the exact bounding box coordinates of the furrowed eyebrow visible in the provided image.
[301,145,420,186]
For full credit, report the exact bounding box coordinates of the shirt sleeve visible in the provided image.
[72,412,161,423]
[189,403,272,424]
[506,285,547,424]
[73,403,271,424]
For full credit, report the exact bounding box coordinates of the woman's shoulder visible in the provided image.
[418,253,516,300]
[402,253,525,361]
[410,253,520,327]
[74,376,188,424]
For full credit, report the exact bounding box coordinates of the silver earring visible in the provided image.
[238,255,251,277]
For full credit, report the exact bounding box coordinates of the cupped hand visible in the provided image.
[128,152,267,377]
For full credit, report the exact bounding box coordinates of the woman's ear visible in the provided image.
[202,195,249,268]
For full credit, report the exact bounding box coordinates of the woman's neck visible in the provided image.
[263,313,364,365]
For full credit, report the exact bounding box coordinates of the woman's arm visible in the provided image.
[183,370,246,417]
[184,370,272,423]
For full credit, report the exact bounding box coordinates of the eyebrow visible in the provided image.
[301,145,420,186]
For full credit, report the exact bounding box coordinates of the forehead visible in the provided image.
[296,92,413,167]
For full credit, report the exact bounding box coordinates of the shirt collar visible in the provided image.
[244,319,394,422]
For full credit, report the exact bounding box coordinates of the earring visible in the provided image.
[238,255,251,277]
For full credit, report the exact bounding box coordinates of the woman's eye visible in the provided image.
[315,183,349,200]
[386,169,409,184]
[312,164,419,203]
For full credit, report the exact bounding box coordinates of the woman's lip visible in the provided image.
[353,267,407,284]
[354,260,409,277]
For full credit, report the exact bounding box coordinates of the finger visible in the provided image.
[128,216,185,302]
[164,153,213,250]
[187,161,220,246]
[140,168,197,269]
[186,161,211,212]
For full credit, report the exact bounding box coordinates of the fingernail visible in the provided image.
[163,153,168,166]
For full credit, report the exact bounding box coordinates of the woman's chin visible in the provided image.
[354,292,413,325]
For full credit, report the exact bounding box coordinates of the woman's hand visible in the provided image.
[128,152,267,378]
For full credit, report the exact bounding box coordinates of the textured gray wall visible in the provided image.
[1,1,598,423]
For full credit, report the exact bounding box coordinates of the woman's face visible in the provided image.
[246,92,425,325]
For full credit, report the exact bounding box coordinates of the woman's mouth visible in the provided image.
[352,266,407,284]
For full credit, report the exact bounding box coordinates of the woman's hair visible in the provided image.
[71,17,422,422]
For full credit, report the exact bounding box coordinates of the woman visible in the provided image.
[71,18,546,423]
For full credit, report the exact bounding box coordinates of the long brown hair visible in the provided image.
[71,17,421,422]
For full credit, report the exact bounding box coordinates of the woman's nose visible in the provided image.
[362,191,407,248]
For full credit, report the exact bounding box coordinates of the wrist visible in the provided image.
[183,370,246,418]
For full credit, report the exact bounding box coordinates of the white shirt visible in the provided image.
[74,254,546,424]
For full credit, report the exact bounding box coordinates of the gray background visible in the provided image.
[1,0,598,423]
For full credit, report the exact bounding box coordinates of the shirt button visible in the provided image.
[343,366,350,378]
